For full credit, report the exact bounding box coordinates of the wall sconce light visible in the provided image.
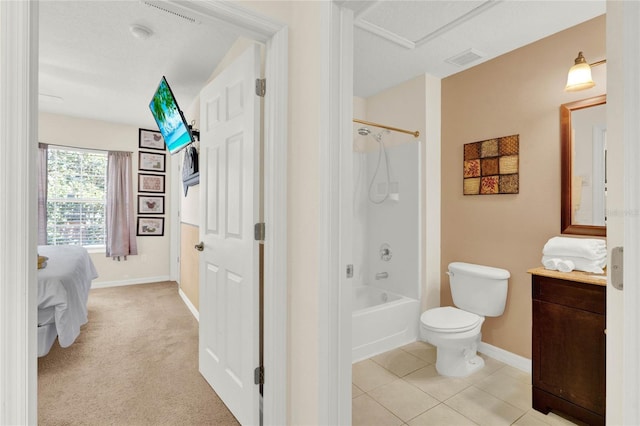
[565,51,607,92]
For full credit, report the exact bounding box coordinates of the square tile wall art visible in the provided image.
[463,135,519,195]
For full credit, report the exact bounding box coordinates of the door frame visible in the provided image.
[319,1,640,425]
[0,1,288,425]
[609,1,640,424]
[318,3,353,424]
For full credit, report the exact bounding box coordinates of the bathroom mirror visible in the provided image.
[560,94,607,237]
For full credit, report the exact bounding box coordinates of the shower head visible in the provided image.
[358,127,371,136]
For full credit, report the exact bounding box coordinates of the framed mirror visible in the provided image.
[561,94,606,236]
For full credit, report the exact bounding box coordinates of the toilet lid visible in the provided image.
[421,306,482,333]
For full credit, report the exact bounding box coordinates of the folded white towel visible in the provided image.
[557,259,575,273]
[542,236,606,260]
[542,258,561,271]
[542,255,605,274]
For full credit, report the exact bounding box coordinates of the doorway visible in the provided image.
[0,2,287,424]
[323,3,442,423]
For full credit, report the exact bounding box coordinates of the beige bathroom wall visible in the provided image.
[360,76,435,307]
[360,76,427,151]
[441,15,606,358]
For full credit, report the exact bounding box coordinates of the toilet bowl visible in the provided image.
[420,306,486,377]
[420,262,509,377]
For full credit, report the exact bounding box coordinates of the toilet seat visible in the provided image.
[421,306,482,333]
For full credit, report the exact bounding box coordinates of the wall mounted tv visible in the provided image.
[149,76,194,155]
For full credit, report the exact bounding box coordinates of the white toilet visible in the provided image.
[420,262,510,377]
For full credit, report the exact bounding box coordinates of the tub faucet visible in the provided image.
[375,272,388,280]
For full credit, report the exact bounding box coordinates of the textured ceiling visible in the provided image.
[39,0,241,128]
[349,0,606,97]
[39,1,606,128]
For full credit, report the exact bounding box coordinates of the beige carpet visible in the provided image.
[38,281,239,426]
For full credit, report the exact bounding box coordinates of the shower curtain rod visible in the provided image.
[353,118,420,138]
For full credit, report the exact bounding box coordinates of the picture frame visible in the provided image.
[138,128,166,151]
[138,173,165,193]
[136,217,164,236]
[138,151,166,172]
[137,195,165,215]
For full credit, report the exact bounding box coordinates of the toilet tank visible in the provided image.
[448,262,510,317]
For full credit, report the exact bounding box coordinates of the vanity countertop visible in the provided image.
[528,267,607,287]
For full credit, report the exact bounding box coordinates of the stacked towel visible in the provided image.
[541,237,606,273]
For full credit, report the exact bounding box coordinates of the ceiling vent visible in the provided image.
[445,48,485,67]
[141,1,200,24]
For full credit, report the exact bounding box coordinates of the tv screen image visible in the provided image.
[149,76,193,155]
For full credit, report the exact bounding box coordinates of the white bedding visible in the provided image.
[38,245,98,353]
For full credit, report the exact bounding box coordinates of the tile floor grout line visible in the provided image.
[357,391,407,426]
[353,342,578,426]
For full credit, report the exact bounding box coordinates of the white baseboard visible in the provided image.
[90,276,172,289]
[179,288,199,322]
[479,341,531,374]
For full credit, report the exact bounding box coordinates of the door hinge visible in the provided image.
[254,222,266,242]
[254,365,264,385]
[255,78,266,97]
[346,264,353,278]
[611,246,623,290]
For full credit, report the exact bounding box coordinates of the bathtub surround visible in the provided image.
[352,138,422,361]
[354,142,421,299]
[352,285,420,362]
[356,73,440,317]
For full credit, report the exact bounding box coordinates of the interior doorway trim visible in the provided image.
[172,3,289,423]
[0,1,39,424]
[318,2,353,424]
[0,1,288,424]
[620,2,640,423]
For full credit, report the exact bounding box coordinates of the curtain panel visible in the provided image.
[106,151,137,260]
[37,143,48,245]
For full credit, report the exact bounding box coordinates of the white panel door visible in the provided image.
[199,44,260,426]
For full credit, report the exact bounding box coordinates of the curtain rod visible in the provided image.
[41,143,132,154]
[353,118,420,138]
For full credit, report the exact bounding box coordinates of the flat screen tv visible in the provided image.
[149,76,193,155]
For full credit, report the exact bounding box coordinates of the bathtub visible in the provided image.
[352,284,420,363]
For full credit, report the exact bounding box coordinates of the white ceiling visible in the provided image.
[39,1,606,128]
[348,0,606,97]
[39,0,242,129]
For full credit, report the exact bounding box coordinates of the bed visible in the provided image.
[37,245,98,357]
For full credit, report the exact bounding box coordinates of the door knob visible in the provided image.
[194,242,204,251]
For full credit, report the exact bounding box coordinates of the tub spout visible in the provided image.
[375,272,388,280]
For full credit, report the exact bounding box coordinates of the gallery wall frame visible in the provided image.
[136,216,164,236]
[137,195,165,215]
[138,151,166,172]
[138,173,165,193]
[138,128,166,151]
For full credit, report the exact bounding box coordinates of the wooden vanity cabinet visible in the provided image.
[531,273,606,426]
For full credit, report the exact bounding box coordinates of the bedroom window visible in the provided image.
[47,147,107,247]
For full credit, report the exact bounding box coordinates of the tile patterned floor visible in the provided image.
[352,341,581,426]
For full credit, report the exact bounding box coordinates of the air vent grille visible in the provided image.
[445,48,485,67]
[142,1,199,24]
